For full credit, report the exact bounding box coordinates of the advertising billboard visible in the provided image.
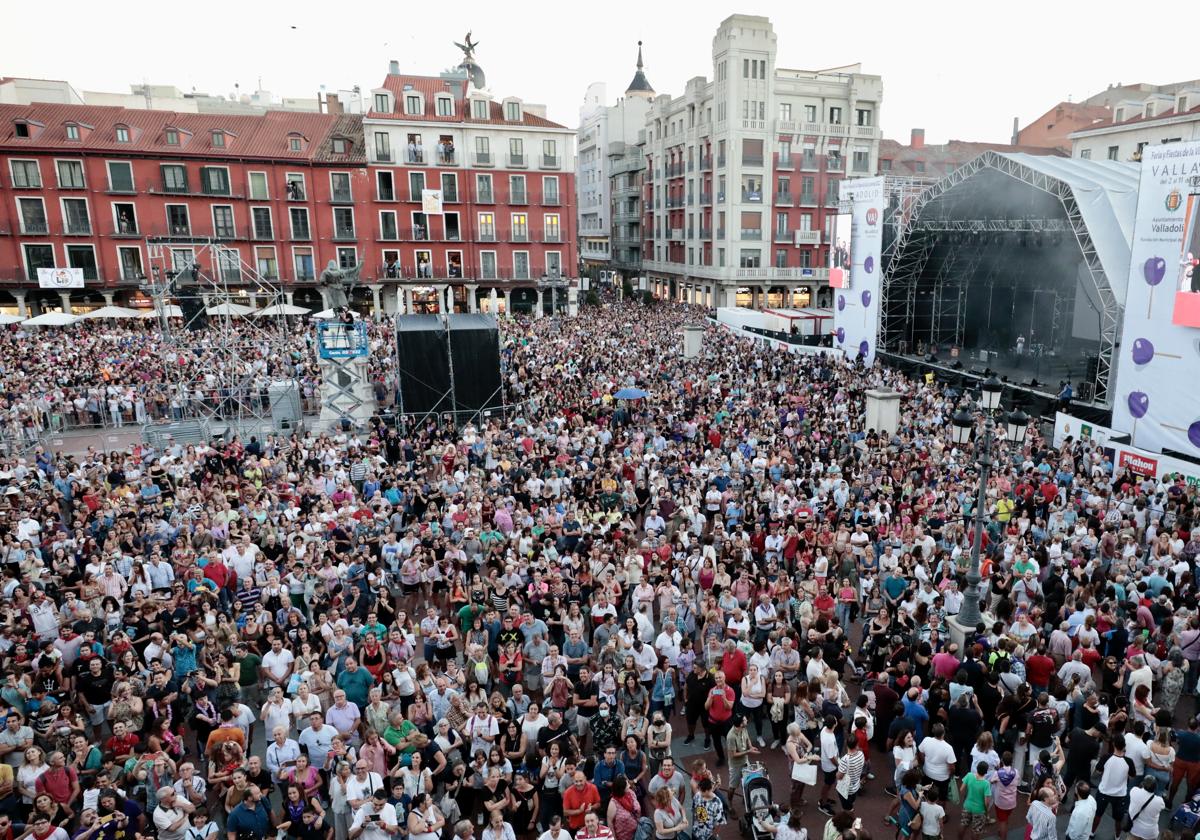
[37,268,85,289]
[831,177,884,364]
[828,213,852,288]
[1112,141,1200,455]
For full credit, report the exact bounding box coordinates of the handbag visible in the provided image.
[791,760,817,785]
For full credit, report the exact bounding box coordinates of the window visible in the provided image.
[775,249,788,268]
[118,247,143,281]
[405,95,420,114]
[513,251,530,279]
[10,160,40,188]
[444,212,460,241]
[1079,149,1092,160]
[337,247,357,269]
[162,164,187,192]
[504,101,521,121]
[509,175,527,202]
[739,249,761,268]
[856,109,873,127]
[56,160,85,189]
[1107,146,1119,161]
[436,96,453,117]
[779,103,792,120]
[408,172,425,201]
[474,136,491,165]
[22,244,54,280]
[742,138,764,166]
[115,125,130,143]
[285,173,305,199]
[914,160,926,173]
[333,208,355,238]
[440,173,458,202]
[881,158,893,171]
[543,176,560,204]
[113,203,136,234]
[511,213,529,241]
[65,125,79,141]
[379,210,398,240]
[471,99,488,119]
[252,208,272,239]
[211,130,225,148]
[62,198,90,234]
[373,132,391,161]
[255,247,278,279]
[828,107,843,125]
[212,206,235,238]
[405,134,424,163]
[852,150,870,173]
[249,172,269,200]
[165,128,179,146]
[14,122,30,139]
[289,137,302,152]
[216,248,240,282]
[799,213,812,231]
[804,105,817,123]
[200,167,230,195]
[377,171,395,201]
[294,248,315,280]
[544,214,561,242]
[542,139,558,167]
[374,93,389,112]
[330,172,352,201]
[743,58,750,78]
[799,250,811,269]
[509,138,525,166]
[167,205,190,236]
[478,212,496,240]
[546,252,562,277]
[170,248,194,273]
[66,245,98,280]
[775,211,788,236]
[289,208,310,240]
[476,174,494,202]
[17,198,47,234]
[480,251,497,279]
[107,161,134,192]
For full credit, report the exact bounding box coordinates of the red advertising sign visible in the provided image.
[1118,449,1158,476]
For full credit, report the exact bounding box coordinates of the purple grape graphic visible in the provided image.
[1190,422,1200,449]
[835,327,845,343]
[864,256,875,274]
[859,340,870,358]
[1145,256,1166,318]
[837,295,846,311]
[861,290,872,307]
[1128,390,1149,443]
[1131,337,1182,365]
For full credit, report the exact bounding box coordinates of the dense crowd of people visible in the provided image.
[0,296,1196,840]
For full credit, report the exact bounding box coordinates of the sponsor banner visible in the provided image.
[421,189,444,215]
[1052,412,1128,448]
[37,267,85,289]
[1111,141,1200,455]
[832,177,884,365]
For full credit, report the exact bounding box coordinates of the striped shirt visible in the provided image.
[835,749,865,798]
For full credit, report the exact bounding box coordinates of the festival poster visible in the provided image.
[832,177,884,364]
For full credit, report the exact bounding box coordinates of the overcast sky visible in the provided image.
[7,0,1196,145]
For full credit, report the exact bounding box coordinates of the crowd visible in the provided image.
[0,295,1196,840]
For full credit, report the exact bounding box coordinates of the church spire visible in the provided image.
[625,40,655,99]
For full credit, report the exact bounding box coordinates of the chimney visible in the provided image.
[1011,116,1020,145]
[388,59,400,75]
[326,95,344,115]
[910,128,925,149]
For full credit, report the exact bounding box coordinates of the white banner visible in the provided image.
[1111,141,1200,455]
[1051,411,1129,448]
[37,267,84,289]
[421,189,443,215]
[1052,411,1200,488]
[832,177,884,364]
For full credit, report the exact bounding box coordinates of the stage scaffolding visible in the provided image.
[879,152,1123,406]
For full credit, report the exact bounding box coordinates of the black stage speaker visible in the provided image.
[396,314,501,417]
[177,292,209,332]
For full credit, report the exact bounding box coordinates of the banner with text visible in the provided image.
[832,177,884,364]
[37,267,84,289]
[1052,411,1200,487]
[1111,141,1200,455]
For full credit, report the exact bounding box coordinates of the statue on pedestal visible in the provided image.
[319,260,361,310]
[454,31,486,90]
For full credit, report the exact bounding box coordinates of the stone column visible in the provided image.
[102,292,115,306]
[369,285,383,317]
[58,292,73,314]
[502,289,511,317]
[760,285,770,309]
[285,291,295,306]
[488,288,497,314]
[404,287,414,314]
[13,291,28,317]
[535,289,544,319]
[318,290,331,312]
[466,285,478,313]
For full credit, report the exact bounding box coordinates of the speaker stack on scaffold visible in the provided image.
[396,314,503,422]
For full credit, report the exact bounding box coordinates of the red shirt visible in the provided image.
[561,782,601,830]
[35,766,76,804]
[720,649,747,686]
[1025,654,1055,686]
[706,684,735,722]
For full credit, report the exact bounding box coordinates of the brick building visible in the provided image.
[0,103,366,314]
[361,62,577,316]
[878,128,1064,179]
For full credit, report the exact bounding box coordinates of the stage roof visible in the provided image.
[994,153,1139,303]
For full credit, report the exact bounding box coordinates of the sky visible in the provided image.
[6,0,1197,145]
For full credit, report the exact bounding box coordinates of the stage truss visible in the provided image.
[880,152,1121,406]
[144,238,301,437]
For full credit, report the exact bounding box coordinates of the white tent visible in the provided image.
[22,311,80,327]
[0,313,26,325]
[205,302,258,317]
[311,309,338,320]
[141,305,183,319]
[80,305,144,320]
[255,303,311,317]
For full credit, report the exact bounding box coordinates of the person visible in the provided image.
[1093,739,1130,835]
[561,772,600,833]
[1126,776,1166,840]
[647,757,688,805]
[651,786,688,840]
[481,810,515,840]
[834,736,865,813]
[691,776,725,840]
[605,775,640,840]
[226,786,273,840]
[917,788,945,840]
[959,762,991,840]
[918,724,956,803]
[816,716,840,816]
[1026,788,1058,840]
[153,787,196,840]
[576,812,611,840]
[725,714,758,806]
[1064,782,1095,840]
[704,671,735,767]
[351,790,400,840]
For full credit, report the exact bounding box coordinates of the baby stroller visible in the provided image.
[1170,789,1200,832]
[738,763,778,840]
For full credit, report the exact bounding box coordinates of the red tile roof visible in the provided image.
[370,74,567,129]
[0,103,365,163]
[1082,101,1200,130]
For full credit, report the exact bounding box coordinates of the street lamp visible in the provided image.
[951,378,1030,630]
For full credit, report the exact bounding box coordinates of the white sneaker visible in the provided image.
[757,737,766,747]
[770,739,781,749]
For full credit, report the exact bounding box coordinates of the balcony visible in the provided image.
[330,191,354,204]
[168,224,192,237]
[510,228,531,243]
[20,221,49,235]
[475,152,493,166]
[799,192,818,207]
[799,154,819,171]
[700,156,712,171]
[110,221,140,238]
[333,227,356,241]
[775,192,792,205]
[407,225,430,242]
[540,155,559,169]
[699,191,712,205]
[826,156,845,173]
[477,189,494,204]
[853,124,881,139]
[716,228,725,239]
[669,228,684,240]
[376,150,393,162]
[252,225,274,241]
[290,226,311,241]
[510,190,528,205]
[740,228,762,240]
[777,154,794,170]
[64,220,92,236]
[543,193,561,206]
[443,189,459,203]
[717,155,726,168]
[378,226,399,241]
[406,151,426,165]
[741,189,763,203]
[793,230,821,246]
[509,153,526,168]
[852,159,871,174]
[699,227,712,239]
[742,155,764,167]
[716,192,725,203]
[438,151,457,165]
[774,228,791,242]
[478,229,497,242]
[825,191,840,207]
[687,194,695,206]
[540,229,562,243]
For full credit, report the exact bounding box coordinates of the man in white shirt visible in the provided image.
[350,790,400,840]
[298,712,337,771]
[152,786,195,840]
[918,724,957,802]
[654,624,682,667]
[1124,723,1152,777]
[261,638,295,691]
[1127,775,1166,840]
[817,715,841,816]
[1065,782,1096,840]
[346,760,387,811]
[1094,740,1130,835]
[466,703,499,755]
